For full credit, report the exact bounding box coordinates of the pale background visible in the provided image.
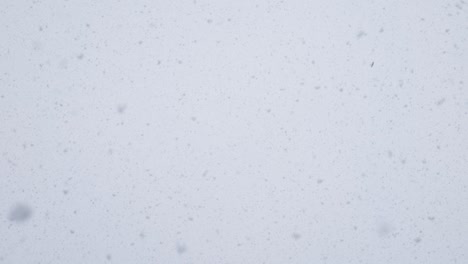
[1,0,467,263]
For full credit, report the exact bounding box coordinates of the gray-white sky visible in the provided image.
[1,0,467,263]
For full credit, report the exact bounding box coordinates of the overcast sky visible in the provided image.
[1,0,467,263]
